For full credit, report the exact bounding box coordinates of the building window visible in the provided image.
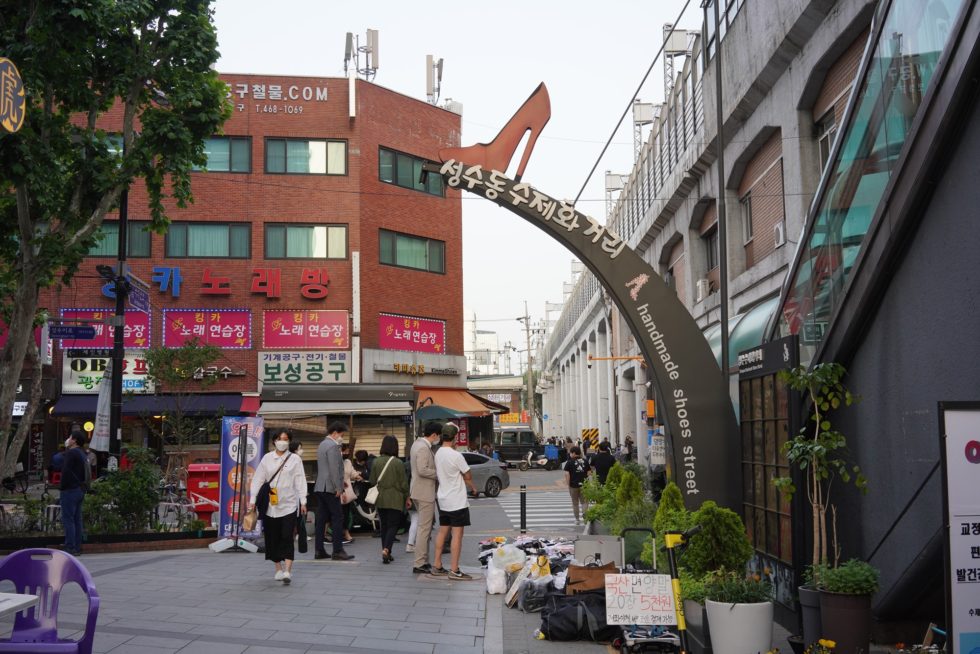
[664,268,676,291]
[166,223,250,258]
[740,372,793,563]
[264,224,347,259]
[740,194,754,244]
[379,229,445,274]
[378,148,444,196]
[705,228,719,270]
[265,138,347,175]
[89,221,151,258]
[816,111,837,173]
[196,137,251,173]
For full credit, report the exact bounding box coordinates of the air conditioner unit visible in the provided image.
[696,278,711,303]
[774,222,786,247]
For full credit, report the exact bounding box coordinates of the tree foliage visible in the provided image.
[0,1,230,477]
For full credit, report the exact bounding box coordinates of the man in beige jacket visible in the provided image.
[410,421,442,573]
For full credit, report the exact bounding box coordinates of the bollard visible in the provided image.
[520,484,527,534]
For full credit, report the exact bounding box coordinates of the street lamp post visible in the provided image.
[109,188,131,459]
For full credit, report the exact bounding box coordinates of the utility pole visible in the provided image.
[109,188,131,459]
[710,0,731,379]
[520,301,534,428]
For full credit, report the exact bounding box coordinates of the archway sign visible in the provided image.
[424,83,740,509]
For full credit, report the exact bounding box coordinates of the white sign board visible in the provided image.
[941,405,980,652]
[12,401,27,417]
[61,350,152,394]
[258,351,351,385]
[604,573,677,626]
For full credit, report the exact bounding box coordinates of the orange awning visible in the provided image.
[415,387,508,416]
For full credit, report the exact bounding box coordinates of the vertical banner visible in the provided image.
[90,362,112,452]
[940,404,980,653]
[219,416,264,539]
[457,419,469,447]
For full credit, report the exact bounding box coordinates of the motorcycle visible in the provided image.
[517,450,559,471]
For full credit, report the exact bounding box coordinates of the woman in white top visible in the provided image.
[248,429,307,584]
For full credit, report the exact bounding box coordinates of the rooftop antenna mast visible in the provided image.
[343,29,380,81]
[426,55,444,105]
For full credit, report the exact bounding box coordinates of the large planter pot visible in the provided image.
[705,599,773,654]
[798,585,822,646]
[819,591,872,654]
[683,599,712,654]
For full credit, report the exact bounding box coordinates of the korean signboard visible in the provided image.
[262,310,349,349]
[604,574,677,626]
[225,78,330,116]
[0,57,25,133]
[163,308,251,349]
[59,308,150,349]
[258,351,351,385]
[61,350,153,394]
[218,416,264,540]
[940,404,980,652]
[378,312,446,354]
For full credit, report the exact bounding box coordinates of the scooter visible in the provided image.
[517,449,559,471]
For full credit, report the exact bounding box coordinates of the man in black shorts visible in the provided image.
[430,423,478,580]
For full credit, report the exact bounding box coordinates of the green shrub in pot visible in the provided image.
[703,568,773,604]
[819,559,879,595]
[684,500,753,578]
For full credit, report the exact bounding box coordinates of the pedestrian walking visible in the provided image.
[59,431,88,556]
[409,421,441,573]
[591,441,617,484]
[431,423,478,580]
[313,422,354,561]
[563,446,590,525]
[369,435,410,564]
[340,442,359,544]
[248,429,307,583]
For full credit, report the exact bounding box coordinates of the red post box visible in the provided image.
[187,463,221,527]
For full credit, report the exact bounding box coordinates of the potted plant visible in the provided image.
[817,559,879,654]
[773,363,867,645]
[703,568,774,654]
[186,518,208,537]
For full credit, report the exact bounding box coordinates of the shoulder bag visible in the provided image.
[255,453,290,518]
[365,456,395,506]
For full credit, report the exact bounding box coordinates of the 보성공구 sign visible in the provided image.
[258,351,350,385]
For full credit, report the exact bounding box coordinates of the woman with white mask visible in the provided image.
[248,429,307,583]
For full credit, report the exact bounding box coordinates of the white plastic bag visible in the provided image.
[553,571,567,591]
[493,544,527,573]
[486,566,507,594]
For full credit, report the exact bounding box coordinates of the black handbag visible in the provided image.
[296,508,308,553]
[255,454,290,518]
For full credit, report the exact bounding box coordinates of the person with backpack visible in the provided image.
[248,429,307,584]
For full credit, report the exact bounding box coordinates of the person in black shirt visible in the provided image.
[562,446,590,525]
[591,441,617,484]
[60,431,89,556]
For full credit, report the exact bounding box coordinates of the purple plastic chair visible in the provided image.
[0,548,100,654]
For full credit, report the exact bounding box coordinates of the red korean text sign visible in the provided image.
[59,309,151,349]
[163,309,252,349]
[378,313,446,354]
[262,310,349,349]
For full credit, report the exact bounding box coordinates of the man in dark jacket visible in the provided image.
[60,431,89,555]
[590,441,617,484]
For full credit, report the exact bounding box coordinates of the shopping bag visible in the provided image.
[296,510,308,553]
[241,507,258,531]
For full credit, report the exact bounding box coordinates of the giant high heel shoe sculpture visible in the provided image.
[439,83,550,181]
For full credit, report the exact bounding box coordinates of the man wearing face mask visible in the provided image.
[314,422,354,561]
[59,431,89,555]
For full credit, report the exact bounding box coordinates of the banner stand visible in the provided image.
[210,418,261,553]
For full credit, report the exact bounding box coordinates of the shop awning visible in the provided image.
[703,296,780,369]
[51,393,246,417]
[415,387,509,417]
[257,401,413,417]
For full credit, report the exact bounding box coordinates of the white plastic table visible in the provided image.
[0,591,39,618]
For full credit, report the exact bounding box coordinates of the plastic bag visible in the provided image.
[486,567,507,594]
[553,571,567,591]
[494,544,527,573]
[530,554,551,579]
[518,577,553,613]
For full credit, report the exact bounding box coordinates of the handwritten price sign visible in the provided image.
[604,574,677,625]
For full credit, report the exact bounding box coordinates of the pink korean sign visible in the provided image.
[378,312,445,354]
[262,310,349,349]
[163,309,252,349]
[59,308,151,349]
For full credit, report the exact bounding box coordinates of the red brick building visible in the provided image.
[43,75,476,461]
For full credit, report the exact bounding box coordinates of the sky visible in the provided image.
[211,0,700,367]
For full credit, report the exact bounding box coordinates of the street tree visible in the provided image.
[0,1,231,478]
